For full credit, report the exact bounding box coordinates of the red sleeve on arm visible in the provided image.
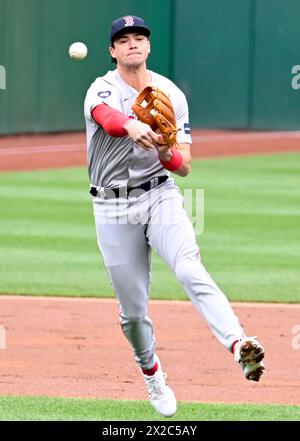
[91,103,131,137]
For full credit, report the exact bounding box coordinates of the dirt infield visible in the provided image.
[0,296,299,404]
[1,129,300,172]
[0,130,299,405]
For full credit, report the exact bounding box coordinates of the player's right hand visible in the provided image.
[124,119,160,151]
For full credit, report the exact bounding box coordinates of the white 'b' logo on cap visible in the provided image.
[124,16,134,26]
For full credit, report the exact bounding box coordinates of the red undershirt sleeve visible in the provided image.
[91,103,131,137]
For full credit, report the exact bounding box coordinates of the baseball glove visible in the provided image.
[132,86,179,146]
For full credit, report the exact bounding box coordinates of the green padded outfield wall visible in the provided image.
[0,0,172,134]
[251,0,300,130]
[174,0,300,130]
[1,0,300,134]
[173,0,251,129]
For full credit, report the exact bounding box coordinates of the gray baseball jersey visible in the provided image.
[84,69,192,189]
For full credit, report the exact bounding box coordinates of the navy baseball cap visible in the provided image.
[110,15,151,42]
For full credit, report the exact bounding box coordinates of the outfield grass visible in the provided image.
[0,152,299,302]
[0,396,299,421]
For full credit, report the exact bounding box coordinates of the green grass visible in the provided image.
[0,396,299,421]
[0,152,299,302]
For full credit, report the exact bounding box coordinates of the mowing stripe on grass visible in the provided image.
[0,396,299,421]
[0,153,299,302]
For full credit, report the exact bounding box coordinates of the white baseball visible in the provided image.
[69,42,88,60]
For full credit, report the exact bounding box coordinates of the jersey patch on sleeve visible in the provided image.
[97,91,112,98]
[184,123,190,134]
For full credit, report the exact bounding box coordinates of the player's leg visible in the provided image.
[146,183,265,380]
[146,184,245,350]
[93,198,177,416]
[93,199,155,370]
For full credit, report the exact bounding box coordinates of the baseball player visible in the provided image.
[84,15,265,418]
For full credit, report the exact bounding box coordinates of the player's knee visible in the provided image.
[119,304,148,322]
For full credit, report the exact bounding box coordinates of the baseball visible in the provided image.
[69,42,88,60]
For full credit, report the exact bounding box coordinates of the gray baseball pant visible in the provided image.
[93,180,245,370]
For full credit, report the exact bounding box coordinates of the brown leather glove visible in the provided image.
[132,86,179,147]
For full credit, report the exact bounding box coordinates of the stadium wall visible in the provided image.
[0,0,299,134]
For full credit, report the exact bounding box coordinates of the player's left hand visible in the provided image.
[132,86,179,148]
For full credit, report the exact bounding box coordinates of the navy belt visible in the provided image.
[89,175,168,199]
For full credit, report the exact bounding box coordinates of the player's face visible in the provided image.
[110,33,150,68]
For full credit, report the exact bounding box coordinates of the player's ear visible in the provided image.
[109,45,115,58]
[109,45,117,63]
[148,41,151,54]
